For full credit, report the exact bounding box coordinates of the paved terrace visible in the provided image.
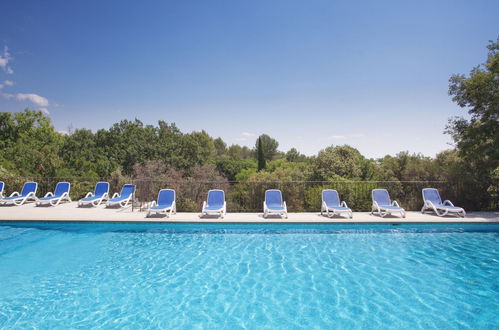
[0,202,497,223]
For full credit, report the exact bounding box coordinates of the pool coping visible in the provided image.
[0,202,497,223]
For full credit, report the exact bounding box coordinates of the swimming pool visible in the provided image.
[0,222,497,328]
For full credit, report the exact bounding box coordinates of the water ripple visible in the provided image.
[0,227,497,329]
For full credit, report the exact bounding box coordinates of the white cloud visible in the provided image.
[328,133,365,140]
[15,93,49,107]
[242,132,255,137]
[0,46,13,74]
[328,135,347,140]
[0,80,14,89]
[2,92,50,114]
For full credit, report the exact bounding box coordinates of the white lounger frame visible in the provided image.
[263,199,288,219]
[106,192,133,208]
[201,201,226,218]
[147,201,176,218]
[421,189,466,218]
[371,201,406,218]
[147,201,177,218]
[1,186,38,206]
[201,190,226,218]
[321,201,353,219]
[371,192,406,218]
[36,188,72,206]
[78,182,109,207]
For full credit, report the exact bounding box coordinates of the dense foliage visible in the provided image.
[446,38,499,210]
[0,40,496,211]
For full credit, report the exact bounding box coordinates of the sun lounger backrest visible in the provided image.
[157,189,175,206]
[120,184,135,198]
[54,182,70,197]
[207,190,224,207]
[21,182,37,196]
[322,189,340,207]
[0,181,3,193]
[94,182,109,197]
[265,190,283,207]
[423,188,442,205]
[373,189,391,206]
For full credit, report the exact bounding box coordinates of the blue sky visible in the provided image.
[0,0,497,158]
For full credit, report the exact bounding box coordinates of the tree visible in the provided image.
[285,148,306,162]
[447,38,498,164]
[190,130,216,164]
[313,145,365,180]
[227,145,252,159]
[216,158,256,181]
[0,109,63,176]
[254,134,279,161]
[213,137,227,156]
[447,38,499,209]
[257,137,266,171]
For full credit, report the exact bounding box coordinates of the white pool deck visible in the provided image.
[0,202,497,223]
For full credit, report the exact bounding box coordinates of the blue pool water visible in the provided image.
[0,222,498,329]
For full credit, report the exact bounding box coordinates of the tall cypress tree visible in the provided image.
[257,137,266,171]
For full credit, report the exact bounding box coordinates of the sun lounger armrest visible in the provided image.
[283,201,287,212]
[44,192,54,198]
[9,191,20,197]
[341,201,349,208]
[202,201,207,211]
[391,200,400,207]
[111,192,119,199]
[84,192,94,198]
[150,201,156,208]
[443,200,454,206]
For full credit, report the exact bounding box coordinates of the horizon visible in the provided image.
[0,0,498,158]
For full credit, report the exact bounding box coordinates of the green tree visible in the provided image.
[285,148,306,162]
[216,158,256,181]
[447,38,499,209]
[257,137,266,171]
[0,109,63,176]
[190,130,216,163]
[227,144,252,159]
[255,134,279,161]
[313,145,365,180]
[213,137,227,156]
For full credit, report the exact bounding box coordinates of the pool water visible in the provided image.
[0,222,497,329]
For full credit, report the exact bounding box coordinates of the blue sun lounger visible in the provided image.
[36,182,72,206]
[371,189,406,218]
[147,189,176,217]
[201,189,226,218]
[321,189,353,218]
[0,181,4,199]
[106,184,135,208]
[78,182,110,207]
[421,188,466,218]
[263,189,288,219]
[0,181,38,206]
